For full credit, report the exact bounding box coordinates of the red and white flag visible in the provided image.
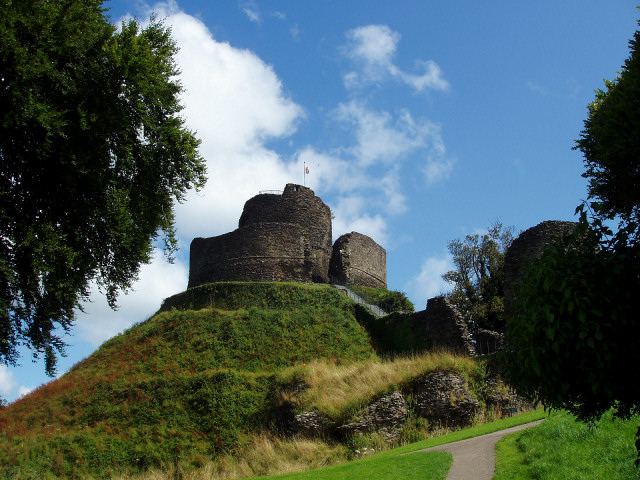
[305,164,310,174]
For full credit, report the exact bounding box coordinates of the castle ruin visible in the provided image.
[188,184,387,289]
[330,232,387,289]
[503,220,578,320]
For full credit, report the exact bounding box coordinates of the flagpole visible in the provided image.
[303,161,306,186]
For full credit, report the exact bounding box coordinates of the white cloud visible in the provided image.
[335,101,448,168]
[404,252,454,308]
[342,25,449,93]
[75,250,188,346]
[525,80,548,96]
[378,171,407,215]
[330,195,389,245]
[400,59,450,92]
[424,154,455,184]
[290,24,301,41]
[0,366,36,403]
[294,98,453,241]
[296,147,351,192]
[346,24,400,66]
[335,102,417,167]
[333,100,453,191]
[137,3,305,240]
[240,1,261,23]
[0,366,18,397]
[18,386,33,398]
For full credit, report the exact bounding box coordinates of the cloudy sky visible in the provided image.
[2,0,637,402]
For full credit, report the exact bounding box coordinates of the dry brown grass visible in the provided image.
[288,350,478,419]
[112,434,349,480]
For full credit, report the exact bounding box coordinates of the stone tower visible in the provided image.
[188,184,332,288]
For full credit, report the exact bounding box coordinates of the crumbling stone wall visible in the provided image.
[474,329,505,355]
[329,232,387,289]
[413,371,479,428]
[424,296,476,356]
[278,369,529,441]
[365,296,475,356]
[504,220,577,320]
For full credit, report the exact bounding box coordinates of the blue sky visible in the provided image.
[1,0,637,402]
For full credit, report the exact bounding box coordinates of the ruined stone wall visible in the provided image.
[188,222,314,288]
[329,232,387,289]
[424,296,476,356]
[366,296,475,356]
[239,184,333,281]
[504,220,577,319]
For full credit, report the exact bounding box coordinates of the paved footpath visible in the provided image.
[413,420,544,480]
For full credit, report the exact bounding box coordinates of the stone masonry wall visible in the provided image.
[329,232,387,289]
[239,184,333,280]
[503,220,577,320]
[424,296,476,356]
[187,184,388,289]
[370,296,475,356]
[188,222,314,287]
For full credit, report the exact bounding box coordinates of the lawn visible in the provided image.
[252,409,640,480]
[255,410,548,480]
[494,410,639,480]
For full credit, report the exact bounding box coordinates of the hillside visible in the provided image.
[0,282,517,479]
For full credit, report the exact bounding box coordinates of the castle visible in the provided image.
[188,184,387,289]
[185,186,578,358]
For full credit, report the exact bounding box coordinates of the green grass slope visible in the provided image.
[0,283,377,479]
[494,410,639,480]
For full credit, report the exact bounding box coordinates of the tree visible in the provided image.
[0,0,206,375]
[503,19,640,463]
[442,222,515,334]
[575,27,640,236]
[503,210,639,420]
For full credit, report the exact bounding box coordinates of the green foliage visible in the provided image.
[502,209,640,422]
[357,309,432,355]
[574,22,640,233]
[0,0,206,374]
[442,222,515,333]
[503,18,640,452]
[399,416,431,444]
[349,286,415,312]
[573,20,640,463]
[494,410,640,480]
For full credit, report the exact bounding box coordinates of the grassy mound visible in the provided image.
[0,283,377,479]
[0,282,511,480]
